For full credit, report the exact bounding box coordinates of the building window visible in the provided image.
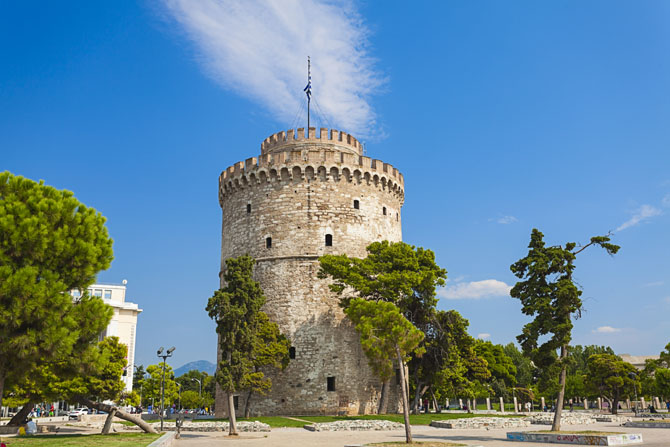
[72,290,81,299]
[327,376,336,392]
[104,290,112,300]
[233,395,239,410]
[247,203,251,214]
[383,206,387,216]
[396,213,399,222]
[266,237,272,249]
[289,347,296,359]
[325,234,333,247]
[93,289,102,298]
[353,199,359,209]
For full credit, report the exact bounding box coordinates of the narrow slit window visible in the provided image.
[383,206,387,215]
[289,347,296,359]
[247,203,251,214]
[266,237,272,249]
[325,234,333,247]
[353,199,360,209]
[327,376,336,392]
[396,213,399,222]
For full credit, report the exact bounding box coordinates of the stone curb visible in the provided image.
[147,431,177,447]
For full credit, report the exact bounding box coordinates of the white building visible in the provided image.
[73,281,142,392]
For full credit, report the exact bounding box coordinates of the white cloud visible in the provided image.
[477,333,491,340]
[616,204,662,231]
[438,279,512,300]
[662,194,670,208]
[643,281,664,287]
[592,326,621,333]
[490,215,518,225]
[161,0,385,138]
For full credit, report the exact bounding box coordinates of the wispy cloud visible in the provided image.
[438,279,512,300]
[662,194,670,208]
[477,333,491,340]
[643,281,664,287]
[592,326,621,333]
[161,0,385,138]
[489,215,518,225]
[616,204,662,231]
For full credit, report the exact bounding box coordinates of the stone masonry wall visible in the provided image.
[216,128,405,416]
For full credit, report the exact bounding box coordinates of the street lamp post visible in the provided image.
[628,372,639,414]
[157,346,175,432]
[191,378,202,397]
[177,383,182,412]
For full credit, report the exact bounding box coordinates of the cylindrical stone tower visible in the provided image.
[216,127,405,416]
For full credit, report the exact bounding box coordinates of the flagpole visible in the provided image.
[307,57,311,129]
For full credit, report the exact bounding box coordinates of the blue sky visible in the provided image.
[2,1,669,369]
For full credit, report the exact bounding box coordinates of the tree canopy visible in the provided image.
[0,171,114,409]
[585,353,638,414]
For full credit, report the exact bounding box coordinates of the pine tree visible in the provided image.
[0,171,114,410]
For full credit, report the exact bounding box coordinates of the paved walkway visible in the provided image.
[174,422,669,446]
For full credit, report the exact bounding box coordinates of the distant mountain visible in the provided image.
[174,360,216,377]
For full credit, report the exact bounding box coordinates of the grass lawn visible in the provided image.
[121,412,524,429]
[0,433,162,446]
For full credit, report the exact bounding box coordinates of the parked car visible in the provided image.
[68,408,89,420]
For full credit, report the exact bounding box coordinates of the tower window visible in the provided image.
[289,347,296,359]
[325,234,333,247]
[396,213,399,222]
[266,237,272,249]
[353,199,360,209]
[383,206,387,216]
[247,204,251,214]
[327,376,336,392]
[233,395,239,410]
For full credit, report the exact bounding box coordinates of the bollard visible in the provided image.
[541,397,545,411]
[486,397,491,411]
[500,397,505,413]
[513,397,518,413]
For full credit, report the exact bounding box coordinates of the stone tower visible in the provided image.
[216,127,405,416]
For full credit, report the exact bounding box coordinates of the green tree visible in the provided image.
[654,368,670,400]
[142,364,178,410]
[0,171,114,409]
[419,310,489,410]
[180,390,202,410]
[503,343,534,389]
[345,298,425,444]
[319,240,446,412]
[585,354,638,414]
[510,229,619,430]
[206,255,266,435]
[133,365,146,391]
[243,312,290,417]
[474,340,517,389]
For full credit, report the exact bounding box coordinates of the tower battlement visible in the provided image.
[261,127,362,155]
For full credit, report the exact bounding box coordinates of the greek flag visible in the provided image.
[304,75,312,101]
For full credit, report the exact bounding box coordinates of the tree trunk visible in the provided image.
[75,396,157,434]
[429,388,439,413]
[7,403,33,426]
[612,390,619,415]
[378,380,389,414]
[244,389,253,418]
[227,392,238,436]
[101,408,117,434]
[395,346,412,444]
[552,344,568,432]
[411,377,422,414]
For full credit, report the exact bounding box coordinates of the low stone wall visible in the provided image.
[625,421,670,428]
[304,420,404,432]
[146,421,270,432]
[506,431,643,445]
[430,417,530,429]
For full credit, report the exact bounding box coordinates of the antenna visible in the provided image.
[304,56,312,129]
